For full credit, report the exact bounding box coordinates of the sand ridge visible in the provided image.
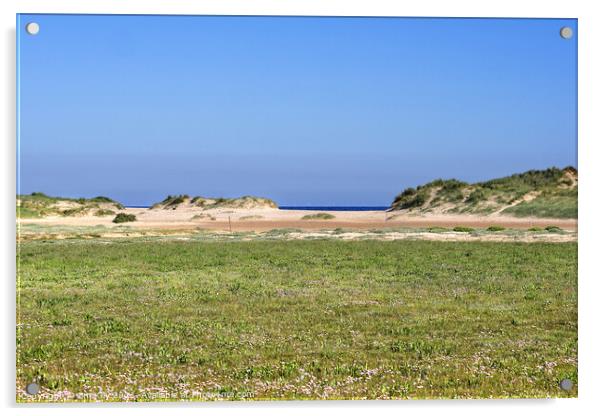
[18,206,577,232]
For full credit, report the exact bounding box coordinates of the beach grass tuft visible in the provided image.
[301,213,335,220]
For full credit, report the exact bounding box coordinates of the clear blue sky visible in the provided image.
[17,15,577,206]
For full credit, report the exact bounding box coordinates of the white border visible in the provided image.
[2,1,601,415]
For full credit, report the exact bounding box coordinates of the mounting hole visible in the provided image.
[25,22,40,35]
[559,378,573,391]
[25,382,40,395]
[560,26,573,39]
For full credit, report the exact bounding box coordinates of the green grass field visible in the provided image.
[17,239,577,401]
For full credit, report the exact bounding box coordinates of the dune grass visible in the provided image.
[191,214,216,221]
[502,189,577,219]
[239,215,264,220]
[301,213,335,220]
[94,209,116,217]
[153,195,278,210]
[17,207,42,219]
[17,239,576,401]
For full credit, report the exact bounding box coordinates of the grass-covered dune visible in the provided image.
[17,192,124,219]
[151,195,278,210]
[17,239,577,401]
[390,167,577,219]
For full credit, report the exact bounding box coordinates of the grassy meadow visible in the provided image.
[17,238,577,401]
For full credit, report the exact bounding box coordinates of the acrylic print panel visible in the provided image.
[16,14,577,402]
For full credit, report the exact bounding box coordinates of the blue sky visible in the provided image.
[17,15,577,206]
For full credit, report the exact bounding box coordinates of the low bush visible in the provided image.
[466,189,486,204]
[486,225,505,232]
[112,213,137,223]
[453,226,475,232]
[392,187,429,209]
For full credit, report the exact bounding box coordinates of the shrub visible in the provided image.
[406,193,427,208]
[441,188,464,202]
[545,225,562,233]
[395,191,428,210]
[112,213,137,223]
[441,179,468,190]
[453,226,474,232]
[392,187,428,209]
[393,187,417,203]
[528,227,543,232]
[487,225,505,232]
[466,189,486,204]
